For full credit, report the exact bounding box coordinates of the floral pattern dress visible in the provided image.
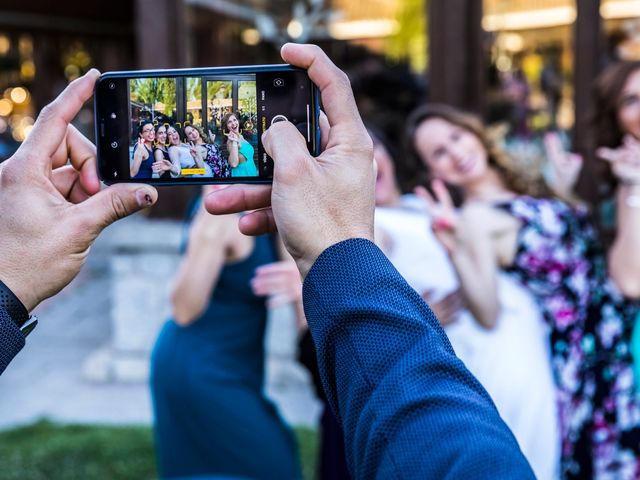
[202,143,230,178]
[499,196,640,479]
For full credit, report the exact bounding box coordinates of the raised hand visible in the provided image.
[0,70,157,311]
[422,288,465,326]
[250,261,302,309]
[152,159,173,173]
[598,135,640,185]
[415,179,461,255]
[205,43,375,278]
[543,132,583,197]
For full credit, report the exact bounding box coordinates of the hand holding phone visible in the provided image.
[94,65,320,185]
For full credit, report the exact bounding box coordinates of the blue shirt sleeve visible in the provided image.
[303,239,535,479]
[0,306,25,375]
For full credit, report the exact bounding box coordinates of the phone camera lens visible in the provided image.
[110,112,117,119]
[108,82,116,90]
[110,141,118,148]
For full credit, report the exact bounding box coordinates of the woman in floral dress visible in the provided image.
[407,103,640,479]
[184,124,230,178]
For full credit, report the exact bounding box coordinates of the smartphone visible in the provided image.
[94,65,320,185]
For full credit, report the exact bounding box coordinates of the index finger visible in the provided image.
[23,69,100,166]
[543,132,563,156]
[204,184,272,216]
[66,125,101,195]
[255,262,298,275]
[281,44,365,142]
[432,179,454,211]
[597,147,623,164]
[415,185,437,210]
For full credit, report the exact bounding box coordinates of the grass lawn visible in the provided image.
[0,420,318,480]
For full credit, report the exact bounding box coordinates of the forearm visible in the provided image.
[303,239,533,479]
[228,142,239,168]
[450,249,499,328]
[171,281,209,325]
[130,152,143,177]
[168,151,181,178]
[171,253,222,325]
[193,153,205,169]
[610,184,640,298]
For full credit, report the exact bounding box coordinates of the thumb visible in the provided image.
[76,184,158,234]
[262,121,310,175]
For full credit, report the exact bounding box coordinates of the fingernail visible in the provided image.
[136,189,155,207]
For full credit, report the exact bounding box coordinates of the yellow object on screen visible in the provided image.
[181,168,206,175]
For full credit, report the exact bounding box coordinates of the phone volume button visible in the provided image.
[100,122,106,137]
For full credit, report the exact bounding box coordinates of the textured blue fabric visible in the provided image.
[0,306,25,375]
[303,239,535,479]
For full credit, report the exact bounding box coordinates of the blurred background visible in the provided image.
[1,0,640,478]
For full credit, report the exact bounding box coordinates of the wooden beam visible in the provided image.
[135,0,188,69]
[573,0,602,152]
[428,0,485,113]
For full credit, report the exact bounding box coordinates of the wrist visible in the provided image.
[0,278,38,337]
[296,232,375,279]
[0,270,37,312]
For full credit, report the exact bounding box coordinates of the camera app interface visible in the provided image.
[126,70,313,181]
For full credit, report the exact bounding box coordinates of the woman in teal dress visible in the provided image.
[222,112,258,177]
[150,187,301,479]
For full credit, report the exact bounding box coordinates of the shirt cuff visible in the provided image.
[0,307,26,375]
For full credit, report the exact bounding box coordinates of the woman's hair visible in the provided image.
[221,112,239,136]
[167,124,185,145]
[592,61,640,149]
[366,124,412,194]
[405,104,552,200]
[184,124,211,144]
[573,61,640,244]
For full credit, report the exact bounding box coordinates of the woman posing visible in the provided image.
[151,124,177,179]
[371,127,559,480]
[130,120,155,179]
[408,104,640,479]
[222,112,258,178]
[166,124,212,178]
[184,124,230,178]
[151,187,301,479]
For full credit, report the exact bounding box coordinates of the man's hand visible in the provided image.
[205,44,376,278]
[0,69,158,311]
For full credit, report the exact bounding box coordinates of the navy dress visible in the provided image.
[151,235,300,479]
[132,144,154,179]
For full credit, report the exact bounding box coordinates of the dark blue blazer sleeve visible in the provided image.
[303,239,535,479]
[0,306,25,375]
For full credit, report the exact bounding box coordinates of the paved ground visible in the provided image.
[0,223,321,431]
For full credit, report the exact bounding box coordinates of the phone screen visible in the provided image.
[95,67,319,184]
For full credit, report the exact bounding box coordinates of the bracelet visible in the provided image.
[0,279,37,337]
[626,194,640,208]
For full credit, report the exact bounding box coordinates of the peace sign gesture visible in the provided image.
[543,132,583,198]
[415,179,461,255]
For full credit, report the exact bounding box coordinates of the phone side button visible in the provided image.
[100,122,106,137]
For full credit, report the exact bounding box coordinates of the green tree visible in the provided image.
[385,0,427,73]
[130,78,176,118]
